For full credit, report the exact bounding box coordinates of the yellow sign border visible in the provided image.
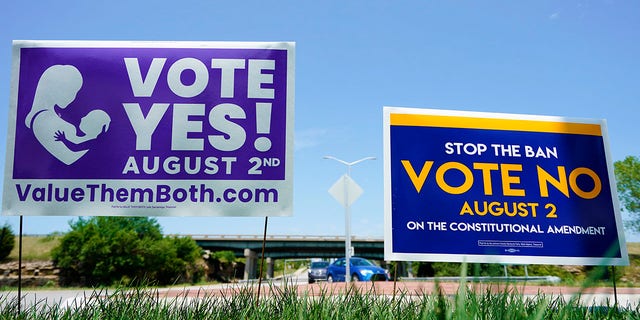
[390,113,602,136]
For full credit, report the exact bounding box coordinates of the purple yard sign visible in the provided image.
[3,40,295,217]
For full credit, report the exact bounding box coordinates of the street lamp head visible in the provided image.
[357,156,377,162]
[323,155,376,166]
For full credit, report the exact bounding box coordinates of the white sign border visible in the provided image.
[383,106,629,266]
[3,40,295,217]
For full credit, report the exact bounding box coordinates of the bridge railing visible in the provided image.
[183,234,384,242]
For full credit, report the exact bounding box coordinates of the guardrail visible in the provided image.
[184,234,384,242]
[399,276,561,283]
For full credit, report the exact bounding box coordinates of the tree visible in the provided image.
[0,224,15,261]
[614,156,640,232]
[52,217,203,286]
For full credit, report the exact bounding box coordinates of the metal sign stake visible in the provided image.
[18,215,23,315]
[256,216,269,306]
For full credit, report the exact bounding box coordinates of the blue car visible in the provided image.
[326,257,389,282]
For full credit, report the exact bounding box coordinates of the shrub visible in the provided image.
[52,217,203,286]
[0,224,15,261]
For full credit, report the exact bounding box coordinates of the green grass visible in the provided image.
[0,283,637,320]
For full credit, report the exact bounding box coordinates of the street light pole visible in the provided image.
[324,156,375,283]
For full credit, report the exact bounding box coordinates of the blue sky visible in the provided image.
[1,1,639,241]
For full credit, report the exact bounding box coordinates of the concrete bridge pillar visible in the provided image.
[266,257,274,279]
[395,261,409,279]
[244,249,257,280]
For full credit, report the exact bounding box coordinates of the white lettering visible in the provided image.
[124,58,166,97]
[211,59,246,98]
[208,103,246,151]
[167,58,209,98]
[172,103,205,151]
[123,103,170,150]
[248,59,275,99]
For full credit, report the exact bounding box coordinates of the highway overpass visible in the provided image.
[189,234,385,280]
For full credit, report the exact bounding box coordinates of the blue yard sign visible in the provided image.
[383,107,628,266]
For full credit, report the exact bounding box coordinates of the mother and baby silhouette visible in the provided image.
[25,65,111,165]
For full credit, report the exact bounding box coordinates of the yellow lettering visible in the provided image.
[459,201,474,215]
[401,160,433,193]
[504,202,517,217]
[474,200,488,216]
[489,201,503,216]
[537,166,569,198]
[517,202,529,217]
[569,167,601,199]
[460,201,540,218]
[473,162,498,195]
[528,202,539,217]
[435,162,473,195]
[500,164,525,196]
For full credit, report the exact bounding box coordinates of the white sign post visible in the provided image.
[325,156,374,283]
